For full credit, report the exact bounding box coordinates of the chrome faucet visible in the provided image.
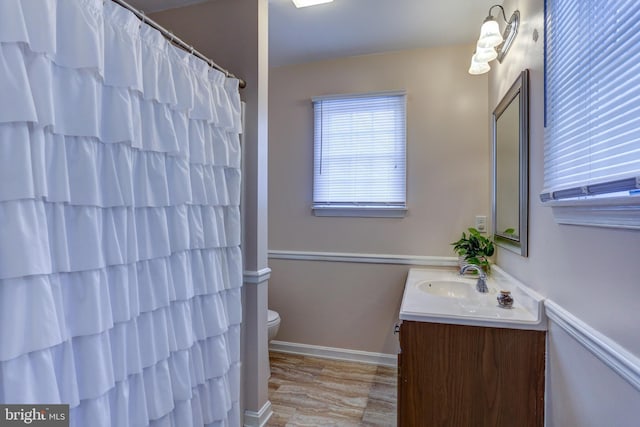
[460,264,489,293]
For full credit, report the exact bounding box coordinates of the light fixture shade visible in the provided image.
[477,18,503,48]
[292,0,333,7]
[474,47,498,63]
[468,57,490,75]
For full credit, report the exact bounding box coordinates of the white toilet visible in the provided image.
[267,309,281,342]
[267,309,281,377]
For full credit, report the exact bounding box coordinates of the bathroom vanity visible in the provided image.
[397,267,546,427]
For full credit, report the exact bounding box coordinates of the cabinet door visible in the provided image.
[398,321,545,427]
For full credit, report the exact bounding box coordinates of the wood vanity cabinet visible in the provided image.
[397,320,545,427]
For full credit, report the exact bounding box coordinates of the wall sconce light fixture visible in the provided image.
[469,5,520,75]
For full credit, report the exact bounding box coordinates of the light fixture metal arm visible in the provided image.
[487,4,508,23]
[497,10,520,63]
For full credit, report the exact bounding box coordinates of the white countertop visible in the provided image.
[399,266,547,331]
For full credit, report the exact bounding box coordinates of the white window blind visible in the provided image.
[542,0,640,202]
[312,92,406,216]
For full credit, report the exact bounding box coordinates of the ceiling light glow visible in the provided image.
[292,0,334,8]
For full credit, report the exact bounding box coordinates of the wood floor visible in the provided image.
[267,352,397,426]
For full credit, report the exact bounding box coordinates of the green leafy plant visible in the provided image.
[502,227,516,238]
[451,227,495,273]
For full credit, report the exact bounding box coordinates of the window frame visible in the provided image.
[311,91,408,218]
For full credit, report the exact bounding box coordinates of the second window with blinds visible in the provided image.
[312,91,407,217]
[543,0,640,228]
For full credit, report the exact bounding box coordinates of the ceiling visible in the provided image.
[127,0,498,67]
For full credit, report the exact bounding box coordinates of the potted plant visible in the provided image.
[451,227,495,273]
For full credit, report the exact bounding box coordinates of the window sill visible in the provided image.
[543,195,640,230]
[312,206,407,218]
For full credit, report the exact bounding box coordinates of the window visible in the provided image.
[312,91,407,217]
[543,0,640,228]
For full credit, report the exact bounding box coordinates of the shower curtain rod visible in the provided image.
[111,0,246,88]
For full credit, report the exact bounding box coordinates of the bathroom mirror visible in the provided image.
[492,69,529,256]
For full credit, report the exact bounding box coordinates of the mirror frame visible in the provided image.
[492,69,529,257]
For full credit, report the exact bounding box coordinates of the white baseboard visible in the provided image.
[546,299,640,392]
[269,340,397,367]
[243,400,273,427]
[268,250,458,267]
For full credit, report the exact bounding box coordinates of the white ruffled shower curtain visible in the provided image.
[0,1,243,426]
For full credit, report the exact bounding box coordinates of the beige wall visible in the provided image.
[270,46,489,255]
[268,45,489,354]
[269,260,411,354]
[490,0,640,424]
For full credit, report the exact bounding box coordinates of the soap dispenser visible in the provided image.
[497,290,514,308]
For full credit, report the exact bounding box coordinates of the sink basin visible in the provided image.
[416,280,474,299]
[399,267,546,330]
